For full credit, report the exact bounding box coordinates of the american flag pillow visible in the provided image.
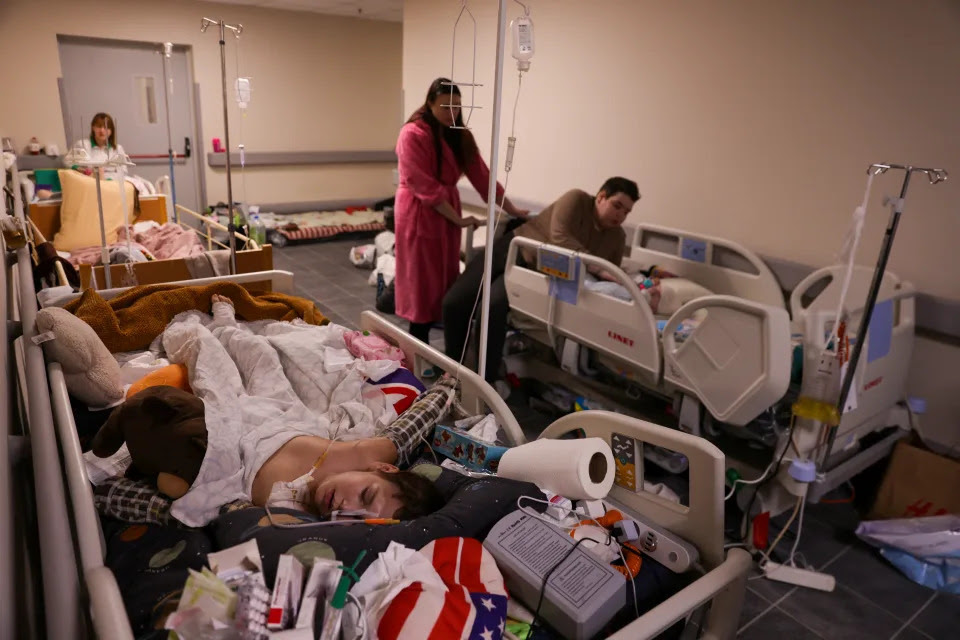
[378,537,509,640]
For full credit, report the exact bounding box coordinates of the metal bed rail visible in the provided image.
[6,155,84,638]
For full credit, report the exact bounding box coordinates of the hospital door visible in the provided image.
[57,36,203,217]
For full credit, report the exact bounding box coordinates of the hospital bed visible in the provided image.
[6,219,751,638]
[504,223,915,501]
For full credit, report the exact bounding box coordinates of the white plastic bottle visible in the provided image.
[250,214,266,246]
[511,15,534,71]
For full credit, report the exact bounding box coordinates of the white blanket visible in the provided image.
[86,302,401,527]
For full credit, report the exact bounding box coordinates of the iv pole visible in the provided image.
[159,42,179,223]
[819,163,948,469]
[477,0,510,381]
[201,17,243,275]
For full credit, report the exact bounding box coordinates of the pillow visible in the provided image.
[210,464,541,587]
[54,169,135,251]
[657,278,714,316]
[36,307,124,406]
[127,363,192,399]
[365,367,426,416]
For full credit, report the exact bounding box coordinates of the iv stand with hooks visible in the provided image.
[158,42,179,224]
[445,0,483,130]
[201,16,243,275]
[819,162,948,471]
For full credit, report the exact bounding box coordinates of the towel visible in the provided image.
[65,282,327,353]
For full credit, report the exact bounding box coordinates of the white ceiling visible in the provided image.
[204,0,403,23]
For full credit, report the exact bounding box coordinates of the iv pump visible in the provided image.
[511,12,534,71]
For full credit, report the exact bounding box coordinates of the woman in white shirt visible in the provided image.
[66,112,126,178]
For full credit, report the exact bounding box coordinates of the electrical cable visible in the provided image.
[755,495,801,569]
[724,456,778,501]
[516,496,640,620]
[738,414,798,542]
[530,537,596,633]
[785,495,807,567]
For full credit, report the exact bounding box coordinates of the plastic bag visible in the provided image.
[856,515,960,594]
[374,230,395,257]
[350,244,376,268]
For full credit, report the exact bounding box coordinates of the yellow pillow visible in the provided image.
[54,169,135,251]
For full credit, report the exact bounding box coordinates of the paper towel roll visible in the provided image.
[496,438,614,500]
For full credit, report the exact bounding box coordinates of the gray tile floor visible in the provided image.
[273,238,956,640]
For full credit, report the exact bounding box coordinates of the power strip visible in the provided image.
[763,562,836,592]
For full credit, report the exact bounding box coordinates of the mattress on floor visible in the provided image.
[259,209,386,242]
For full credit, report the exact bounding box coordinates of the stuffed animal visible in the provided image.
[36,307,124,407]
[127,363,192,399]
[92,386,208,499]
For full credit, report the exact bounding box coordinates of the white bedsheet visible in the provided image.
[85,303,401,527]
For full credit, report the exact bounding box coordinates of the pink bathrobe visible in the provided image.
[394,119,503,324]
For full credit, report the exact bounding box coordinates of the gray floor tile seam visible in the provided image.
[739,544,854,634]
[737,592,781,635]
[838,579,936,627]
[767,604,829,639]
[887,593,938,640]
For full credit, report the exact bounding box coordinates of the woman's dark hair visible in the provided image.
[90,112,117,149]
[379,470,446,520]
[407,78,478,177]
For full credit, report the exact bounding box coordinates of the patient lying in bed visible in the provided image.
[92,293,449,526]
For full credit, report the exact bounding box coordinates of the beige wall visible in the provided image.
[404,0,960,298]
[405,0,960,448]
[0,0,403,204]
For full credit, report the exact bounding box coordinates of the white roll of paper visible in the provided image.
[497,438,615,500]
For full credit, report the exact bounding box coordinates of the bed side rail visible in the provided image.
[631,223,786,310]
[505,236,662,383]
[359,310,526,446]
[7,155,85,638]
[607,548,752,640]
[42,270,296,307]
[540,411,725,567]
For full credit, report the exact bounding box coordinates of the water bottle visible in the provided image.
[250,214,266,246]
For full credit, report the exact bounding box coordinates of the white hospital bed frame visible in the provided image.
[6,248,750,637]
[505,224,916,500]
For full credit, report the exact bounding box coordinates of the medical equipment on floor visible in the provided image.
[201,16,244,275]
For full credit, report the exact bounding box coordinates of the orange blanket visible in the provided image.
[66,282,326,353]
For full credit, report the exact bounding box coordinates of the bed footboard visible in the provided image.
[540,411,748,639]
[662,295,792,427]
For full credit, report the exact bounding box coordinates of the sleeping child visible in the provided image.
[91,295,452,527]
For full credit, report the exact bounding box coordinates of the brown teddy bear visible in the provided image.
[92,385,208,499]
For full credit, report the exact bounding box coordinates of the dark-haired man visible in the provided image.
[443,177,640,383]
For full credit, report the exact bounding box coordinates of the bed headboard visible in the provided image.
[28,194,168,243]
[629,223,786,310]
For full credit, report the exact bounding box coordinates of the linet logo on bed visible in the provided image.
[607,331,635,347]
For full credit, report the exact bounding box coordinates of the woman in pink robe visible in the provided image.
[394,78,526,344]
